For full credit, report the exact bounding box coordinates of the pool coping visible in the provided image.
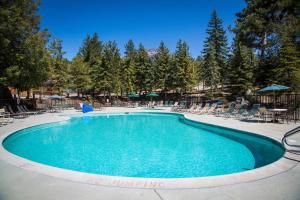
[0,110,298,189]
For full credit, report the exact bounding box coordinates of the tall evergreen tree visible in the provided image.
[99,41,121,97]
[79,33,102,66]
[273,36,300,88]
[228,38,256,95]
[69,55,91,97]
[135,44,150,94]
[202,41,220,95]
[0,0,48,98]
[78,33,103,93]
[235,0,300,86]
[154,41,171,93]
[202,10,229,88]
[48,38,69,94]
[122,39,136,93]
[174,40,196,94]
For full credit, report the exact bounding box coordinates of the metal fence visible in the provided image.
[248,94,300,121]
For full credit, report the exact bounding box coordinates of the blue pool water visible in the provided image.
[3,113,284,178]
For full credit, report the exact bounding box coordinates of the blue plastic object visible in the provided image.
[82,103,93,113]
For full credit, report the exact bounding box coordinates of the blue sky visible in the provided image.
[39,0,246,60]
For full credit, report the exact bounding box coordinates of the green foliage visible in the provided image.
[48,38,69,93]
[135,44,150,93]
[235,0,300,87]
[202,10,229,87]
[0,0,40,76]
[0,0,51,97]
[69,55,91,95]
[228,38,256,95]
[273,36,300,88]
[202,41,220,93]
[79,33,102,66]
[174,40,196,93]
[98,41,121,95]
[121,39,136,93]
[3,31,51,92]
[153,41,171,92]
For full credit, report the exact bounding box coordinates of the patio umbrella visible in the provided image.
[127,93,139,98]
[48,95,65,100]
[257,84,290,93]
[146,92,159,97]
[48,95,65,106]
[257,84,290,108]
[146,92,159,103]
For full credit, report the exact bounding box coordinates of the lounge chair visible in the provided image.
[205,103,217,115]
[0,108,14,126]
[240,104,261,121]
[4,104,28,118]
[179,104,196,113]
[17,105,38,115]
[22,104,45,114]
[218,102,237,118]
[171,102,179,111]
[195,103,210,114]
[258,107,273,122]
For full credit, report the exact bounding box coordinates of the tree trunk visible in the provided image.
[0,84,13,100]
[26,90,30,99]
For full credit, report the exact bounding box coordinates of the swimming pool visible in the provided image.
[2,112,284,178]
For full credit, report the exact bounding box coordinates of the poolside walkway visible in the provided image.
[0,107,299,200]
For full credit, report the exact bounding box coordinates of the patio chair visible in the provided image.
[179,104,197,113]
[171,102,179,111]
[163,101,169,107]
[219,103,237,118]
[22,104,46,114]
[4,104,28,119]
[258,107,273,122]
[240,104,261,121]
[195,103,211,114]
[205,103,218,115]
[234,104,249,119]
[0,108,14,126]
[192,103,208,114]
[17,105,38,115]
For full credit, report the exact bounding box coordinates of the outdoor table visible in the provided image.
[267,109,287,123]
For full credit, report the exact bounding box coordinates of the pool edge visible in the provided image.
[0,110,298,189]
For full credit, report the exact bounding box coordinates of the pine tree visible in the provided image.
[202,41,220,96]
[154,41,171,93]
[122,39,136,93]
[228,38,255,95]
[0,0,50,99]
[99,41,121,97]
[202,10,229,88]
[273,36,300,88]
[78,33,103,93]
[235,0,300,86]
[174,40,196,94]
[145,55,157,92]
[48,38,69,94]
[69,55,91,97]
[135,44,150,94]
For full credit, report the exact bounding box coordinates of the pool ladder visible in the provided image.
[281,126,300,154]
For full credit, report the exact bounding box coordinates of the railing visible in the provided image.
[281,126,300,154]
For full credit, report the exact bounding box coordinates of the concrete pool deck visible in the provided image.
[0,107,299,200]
